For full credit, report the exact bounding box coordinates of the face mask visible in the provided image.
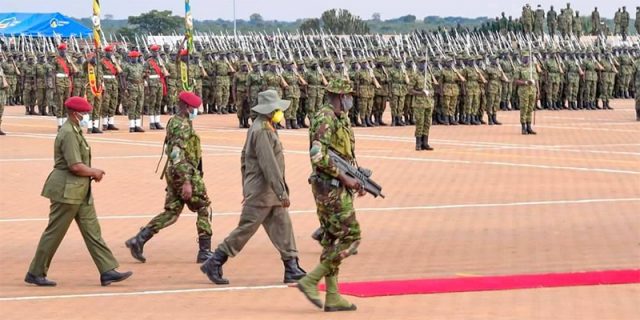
[59,51,66,58]
[189,108,198,120]
[78,113,90,128]
[271,110,284,124]
[340,96,354,113]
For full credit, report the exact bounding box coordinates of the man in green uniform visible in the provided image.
[233,60,251,128]
[620,7,630,41]
[599,52,617,110]
[521,5,534,34]
[122,50,145,132]
[304,59,326,124]
[547,6,558,36]
[372,58,389,126]
[71,53,86,98]
[515,51,538,135]
[201,51,216,114]
[634,53,640,120]
[440,57,465,125]
[636,7,640,35]
[356,59,376,127]
[388,58,408,126]
[573,12,582,37]
[614,9,622,36]
[247,61,264,121]
[618,50,635,99]
[297,79,364,312]
[485,55,504,125]
[201,90,306,285]
[214,52,233,114]
[100,45,120,130]
[282,60,302,129]
[125,92,214,264]
[582,51,599,109]
[164,52,180,115]
[35,53,53,116]
[591,7,600,35]
[22,54,37,115]
[564,52,581,110]
[462,56,482,125]
[25,96,132,287]
[412,57,435,151]
[143,44,166,130]
[1,54,19,108]
[534,5,545,36]
[83,53,104,134]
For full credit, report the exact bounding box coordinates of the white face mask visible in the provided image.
[78,113,90,128]
[189,108,198,120]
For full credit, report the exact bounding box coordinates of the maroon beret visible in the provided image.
[57,43,67,50]
[178,91,202,107]
[64,96,93,112]
[150,44,161,51]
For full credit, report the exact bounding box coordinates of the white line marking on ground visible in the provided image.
[2,198,638,223]
[0,284,289,302]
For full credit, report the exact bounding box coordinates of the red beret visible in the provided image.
[64,96,93,112]
[128,50,141,58]
[150,44,160,51]
[58,43,67,50]
[179,49,189,56]
[104,45,114,52]
[178,91,202,107]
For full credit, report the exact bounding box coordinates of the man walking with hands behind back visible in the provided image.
[201,90,306,285]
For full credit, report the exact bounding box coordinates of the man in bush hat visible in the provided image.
[201,90,306,285]
[26,96,132,287]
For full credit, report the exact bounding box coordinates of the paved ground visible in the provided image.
[1,100,639,319]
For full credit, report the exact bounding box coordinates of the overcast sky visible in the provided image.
[0,0,634,21]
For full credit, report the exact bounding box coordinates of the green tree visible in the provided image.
[299,18,321,33]
[320,9,369,34]
[127,10,183,35]
[249,13,264,25]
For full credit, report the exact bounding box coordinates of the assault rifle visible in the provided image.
[328,149,385,198]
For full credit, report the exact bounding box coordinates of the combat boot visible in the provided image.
[478,114,486,124]
[283,257,306,283]
[636,109,640,121]
[421,135,434,151]
[463,114,470,125]
[378,114,387,126]
[521,123,528,135]
[415,137,422,151]
[197,235,215,263]
[324,276,357,312]
[391,116,397,126]
[0,129,6,136]
[149,123,157,130]
[155,122,164,130]
[285,119,292,129]
[487,114,494,125]
[604,101,613,110]
[125,227,154,263]
[24,273,56,287]
[200,249,229,285]
[397,116,405,126]
[360,117,368,127]
[449,115,458,125]
[92,127,103,134]
[100,269,133,286]
[354,116,363,127]
[492,114,502,125]
[409,114,416,125]
[243,117,251,128]
[296,262,330,309]
[526,122,537,135]
[107,124,119,130]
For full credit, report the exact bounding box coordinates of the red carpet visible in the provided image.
[318,269,640,297]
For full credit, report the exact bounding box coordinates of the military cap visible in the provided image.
[150,44,161,52]
[325,78,353,94]
[251,90,290,114]
[65,96,92,112]
[178,91,202,107]
[128,51,141,58]
[416,56,427,63]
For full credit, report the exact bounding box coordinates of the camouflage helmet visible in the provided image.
[325,78,353,95]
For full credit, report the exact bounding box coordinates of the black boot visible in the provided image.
[92,127,103,134]
[487,114,494,125]
[378,114,387,126]
[200,249,230,285]
[285,119,292,129]
[415,137,422,151]
[440,114,449,125]
[636,108,640,121]
[283,257,306,283]
[354,116,362,127]
[409,114,416,125]
[149,122,157,130]
[197,235,214,263]
[521,123,528,135]
[421,135,434,151]
[100,269,133,286]
[478,114,486,124]
[155,122,164,130]
[463,114,470,125]
[311,227,323,245]
[391,116,397,126]
[605,101,613,110]
[360,117,368,127]
[492,114,502,125]
[526,122,537,135]
[449,115,458,125]
[239,118,244,128]
[397,116,405,126]
[291,119,300,129]
[134,126,145,133]
[24,273,57,286]
[125,227,154,263]
[243,117,251,128]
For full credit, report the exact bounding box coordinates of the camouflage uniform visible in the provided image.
[247,65,264,120]
[618,53,634,98]
[35,55,54,115]
[440,66,461,122]
[71,54,86,98]
[500,57,515,109]
[143,55,165,127]
[516,62,539,125]
[122,59,145,130]
[388,64,408,124]
[52,53,73,125]
[564,58,581,108]
[146,114,211,236]
[485,62,503,122]
[22,55,37,115]
[462,64,481,123]
[164,56,179,114]
[634,57,640,120]
[373,64,389,125]
[281,65,301,125]
[544,56,562,108]
[304,64,325,119]
[233,62,250,125]
[1,57,19,107]
[599,58,616,107]
[214,58,232,111]
[100,55,120,129]
[411,63,434,141]
[0,64,7,133]
[201,54,216,113]
[355,64,375,125]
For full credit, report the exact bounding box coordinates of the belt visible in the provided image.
[148,75,160,79]
[56,73,68,78]
[103,75,116,79]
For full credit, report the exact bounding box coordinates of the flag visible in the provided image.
[92,0,102,49]
[185,0,194,52]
